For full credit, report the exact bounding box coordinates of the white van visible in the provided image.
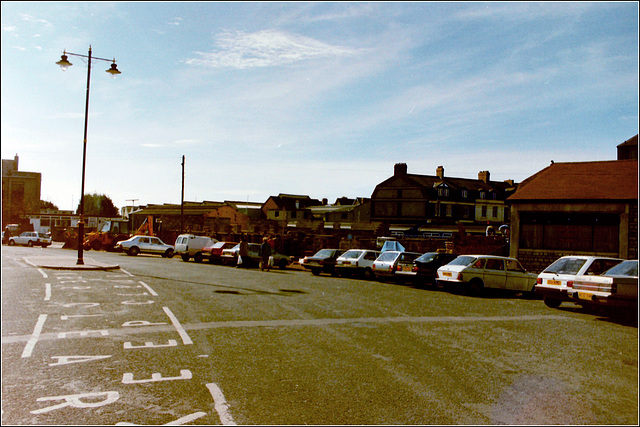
[174,234,218,263]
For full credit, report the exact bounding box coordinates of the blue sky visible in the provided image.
[2,2,638,212]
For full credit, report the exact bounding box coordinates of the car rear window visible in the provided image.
[602,260,637,277]
[342,250,363,259]
[416,253,438,263]
[377,252,399,262]
[449,256,476,266]
[543,258,586,275]
[315,249,336,257]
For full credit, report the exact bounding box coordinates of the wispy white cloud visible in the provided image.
[186,29,361,69]
[20,13,52,26]
[168,17,182,26]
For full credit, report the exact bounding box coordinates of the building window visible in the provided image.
[519,213,619,252]
[437,187,449,197]
[446,204,452,217]
[492,207,498,218]
[461,189,468,198]
[481,206,487,218]
[480,191,486,199]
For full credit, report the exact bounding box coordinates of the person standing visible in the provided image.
[259,237,272,271]
[237,236,249,268]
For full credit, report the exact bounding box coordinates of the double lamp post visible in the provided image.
[56,46,122,265]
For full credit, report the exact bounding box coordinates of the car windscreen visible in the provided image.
[448,256,476,266]
[603,260,638,277]
[543,258,587,275]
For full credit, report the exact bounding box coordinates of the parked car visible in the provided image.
[301,249,343,276]
[335,249,381,279]
[115,235,175,258]
[7,231,52,248]
[203,241,238,264]
[372,251,423,281]
[220,243,291,269]
[395,251,458,285]
[568,259,638,312]
[536,256,624,308]
[436,255,537,295]
[174,234,217,262]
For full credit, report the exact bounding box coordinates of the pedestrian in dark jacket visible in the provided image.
[259,237,272,271]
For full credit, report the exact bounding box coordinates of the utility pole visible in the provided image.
[181,155,185,234]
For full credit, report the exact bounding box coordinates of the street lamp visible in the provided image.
[56,46,122,265]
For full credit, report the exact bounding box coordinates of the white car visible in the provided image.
[174,234,217,263]
[115,235,175,258]
[568,259,638,311]
[436,255,537,294]
[536,256,623,308]
[372,251,423,281]
[8,231,52,248]
[335,249,381,279]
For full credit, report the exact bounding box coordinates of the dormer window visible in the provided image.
[461,189,468,198]
[437,184,449,197]
[480,191,486,199]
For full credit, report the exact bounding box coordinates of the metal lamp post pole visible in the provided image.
[77,46,93,265]
[56,45,121,265]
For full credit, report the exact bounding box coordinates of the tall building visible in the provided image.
[2,155,41,228]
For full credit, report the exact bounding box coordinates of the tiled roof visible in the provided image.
[508,160,638,202]
[397,174,514,192]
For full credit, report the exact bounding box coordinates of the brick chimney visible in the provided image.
[478,171,490,183]
[394,163,408,176]
[436,165,444,179]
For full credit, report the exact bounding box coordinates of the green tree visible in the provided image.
[77,193,119,217]
[40,200,59,210]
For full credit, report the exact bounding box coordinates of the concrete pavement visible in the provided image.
[23,245,120,271]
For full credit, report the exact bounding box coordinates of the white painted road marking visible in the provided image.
[207,383,237,425]
[163,307,193,345]
[138,281,159,296]
[21,314,47,358]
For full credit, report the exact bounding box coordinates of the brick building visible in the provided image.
[2,154,41,228]
[508,153,638,272]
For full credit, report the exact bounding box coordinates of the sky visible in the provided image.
[1,2,638,213]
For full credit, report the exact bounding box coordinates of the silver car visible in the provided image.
[8,231,52,248]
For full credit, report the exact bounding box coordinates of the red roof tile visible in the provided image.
[508,160,638,202]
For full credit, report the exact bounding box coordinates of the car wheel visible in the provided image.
[91,240,102,251]
[543,297,562,308]
[278,259,288,269]
[362,268,374,280]
[311,268,321,276]
[128,247,140,256]
[28,241,34,247]
[8,240,15,246]
[469,278,484,295]
[181,254,190,262]
[165,249,174,258]
[194,253,203,263]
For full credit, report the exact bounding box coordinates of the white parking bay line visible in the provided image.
[206,383,237,425]
[162,307,193,345]
[21,314,47,358]
[138,281,159,296]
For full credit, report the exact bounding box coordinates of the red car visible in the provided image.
[202,241,238,264]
